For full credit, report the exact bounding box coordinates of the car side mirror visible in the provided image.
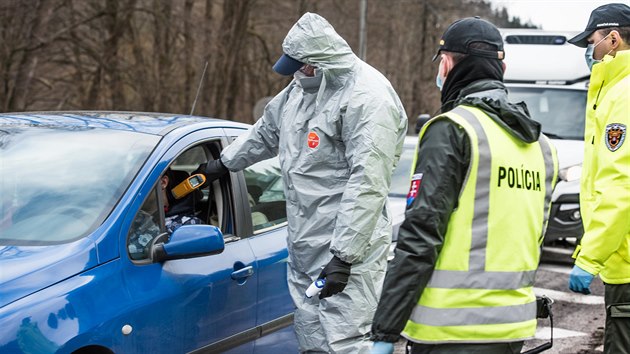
[151,224,224,263]
[415,114,431,134]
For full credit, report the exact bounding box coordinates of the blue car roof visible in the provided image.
[0,111,247,135]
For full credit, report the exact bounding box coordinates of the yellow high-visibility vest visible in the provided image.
[402,105,558,344]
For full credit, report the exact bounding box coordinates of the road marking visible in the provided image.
[534,287,605,305]
[535,326,587,340]
[538,264,572,275]
[543,246,575,255]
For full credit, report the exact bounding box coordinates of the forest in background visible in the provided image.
[0,0,536,125]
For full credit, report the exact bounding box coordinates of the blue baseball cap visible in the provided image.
[272,54,304,76]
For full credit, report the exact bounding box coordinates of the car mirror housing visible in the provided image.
[415,114,431,134]
[558,164,582,182]
[151,225,224,263]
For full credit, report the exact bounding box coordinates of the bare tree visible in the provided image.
[0,0,57,111]
[206,0,255,119]
[0,0,533,124]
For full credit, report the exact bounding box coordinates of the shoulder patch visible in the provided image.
[605,123,626,152]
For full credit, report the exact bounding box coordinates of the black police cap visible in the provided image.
[569,3,630,48]
[432,16,505,62]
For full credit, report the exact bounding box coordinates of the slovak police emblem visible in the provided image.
[605,123,626,152]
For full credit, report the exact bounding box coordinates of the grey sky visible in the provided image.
[488,0,616,31]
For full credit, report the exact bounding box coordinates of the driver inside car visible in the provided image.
[128,169,204,260]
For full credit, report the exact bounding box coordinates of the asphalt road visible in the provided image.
[393,247,607,354]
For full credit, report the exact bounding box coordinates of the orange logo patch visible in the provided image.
[307,131,320,149]
[606,123,626,152]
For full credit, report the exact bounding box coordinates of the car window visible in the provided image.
[127,141,229,262]
[0,126,158,246]
[243,158,287,233]
[508,87,586,140]
[128,189,162,261]
[170,146,207,172]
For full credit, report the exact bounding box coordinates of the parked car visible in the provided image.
[387,136,416,260]
[0,112,298,354]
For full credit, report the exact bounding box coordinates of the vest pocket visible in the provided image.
[610,303,630,318]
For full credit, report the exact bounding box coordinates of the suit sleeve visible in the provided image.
[220,88,290,171]
[371,118,470,342]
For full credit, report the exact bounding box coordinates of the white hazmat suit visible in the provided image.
[221,12,408,353]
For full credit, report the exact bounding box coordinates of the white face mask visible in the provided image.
[293,70,308,80]
[294,68,323,91]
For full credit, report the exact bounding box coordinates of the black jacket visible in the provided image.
[370,79,541,342]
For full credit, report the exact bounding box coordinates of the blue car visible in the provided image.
[0,112,298,354]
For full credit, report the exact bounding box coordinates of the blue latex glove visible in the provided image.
[371,341,394,354]
[569,265,595,295]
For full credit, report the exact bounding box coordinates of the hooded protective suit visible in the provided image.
[220,12,407,354]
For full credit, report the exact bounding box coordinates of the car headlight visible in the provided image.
[559,164,582,182]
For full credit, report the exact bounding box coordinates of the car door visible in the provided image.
[224,130,298,353]
[118,129,257,354]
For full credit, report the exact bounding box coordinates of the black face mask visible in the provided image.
[440,55,504,112]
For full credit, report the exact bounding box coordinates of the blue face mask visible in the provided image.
[436,72,444,91]
[436,57,446,91]
[585,34,611,71]
[584,44,599,71]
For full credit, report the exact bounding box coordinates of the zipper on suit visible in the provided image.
[592,80,605,110]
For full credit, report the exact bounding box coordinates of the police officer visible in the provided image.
[370,17,558,354]
[567,4,630,354]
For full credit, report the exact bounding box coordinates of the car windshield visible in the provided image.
[508,87,586,140]
[389,144,415,197]
[0,126,159,245]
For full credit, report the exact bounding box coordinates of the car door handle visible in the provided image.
[231,266,254,280]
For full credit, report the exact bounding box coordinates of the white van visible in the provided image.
[501,29,589,248]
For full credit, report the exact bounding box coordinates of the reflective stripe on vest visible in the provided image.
[538,135,555,243]
[402,106,557,344]
[411,301,538,326]
[427,269,536,289]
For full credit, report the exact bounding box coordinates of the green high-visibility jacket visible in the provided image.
[574,50,630,284]
[402,105,558,343]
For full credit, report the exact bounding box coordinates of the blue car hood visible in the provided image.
[0,238,99,309]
